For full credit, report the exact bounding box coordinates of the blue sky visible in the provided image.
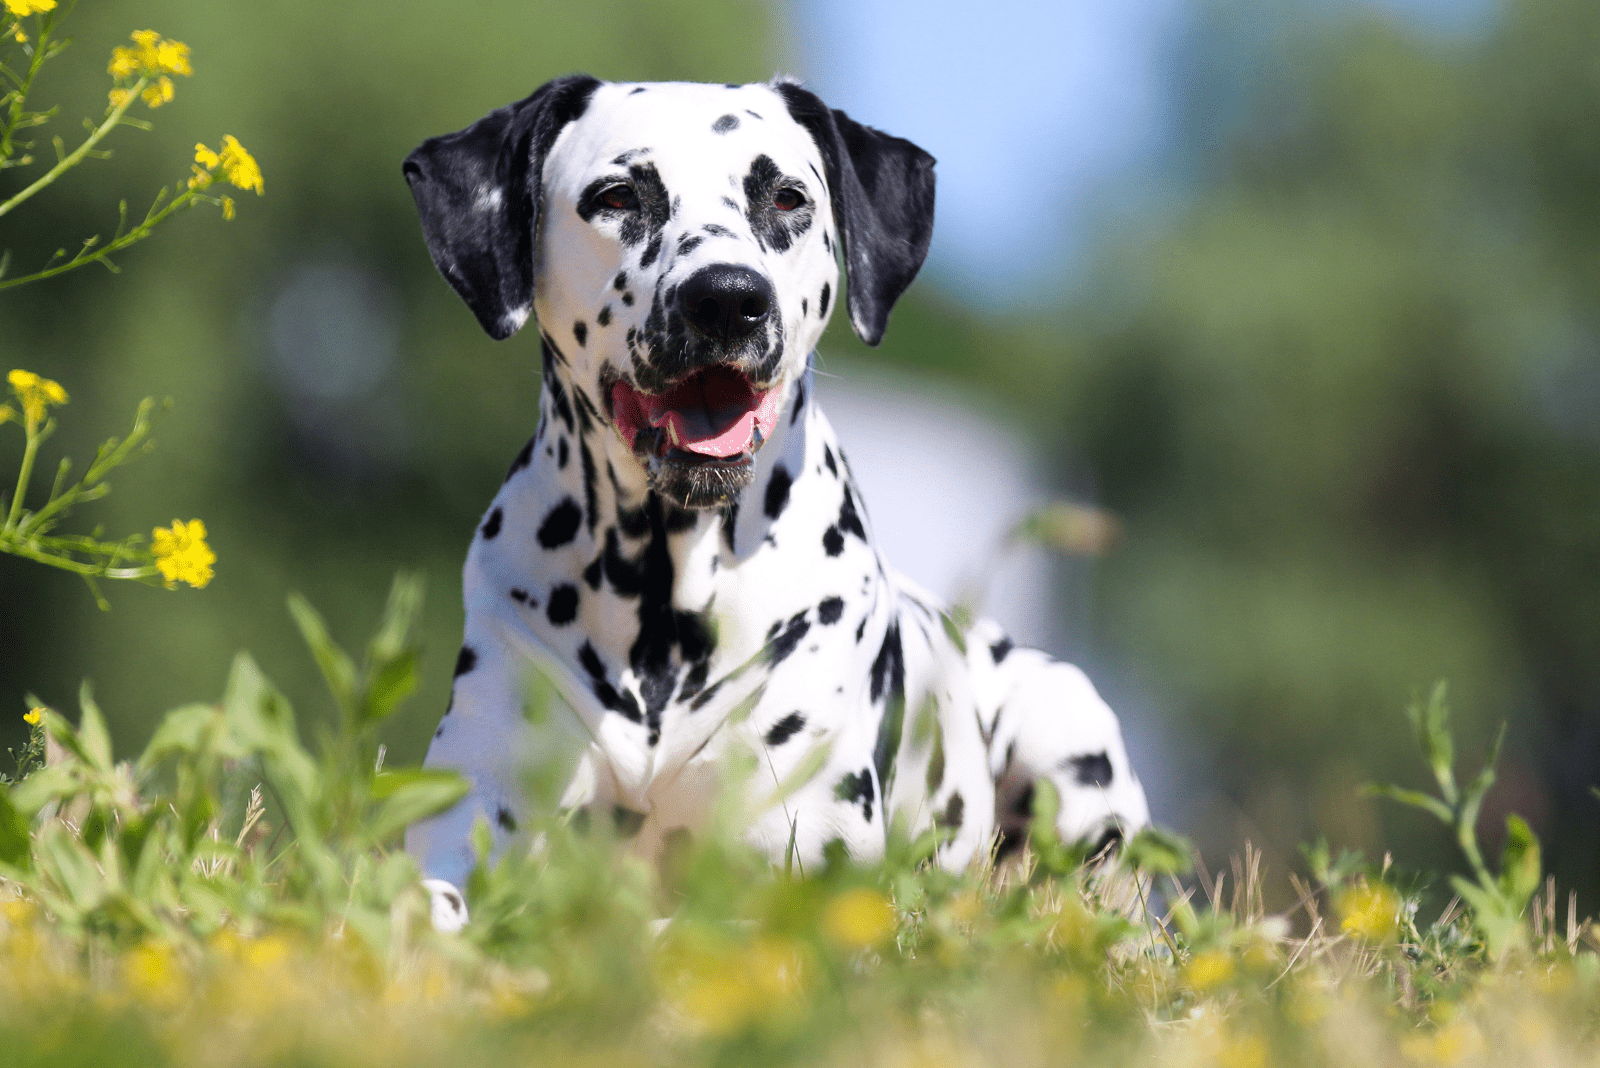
[788,0,1498,307]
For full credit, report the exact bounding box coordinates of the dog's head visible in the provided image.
[404,77,935,509]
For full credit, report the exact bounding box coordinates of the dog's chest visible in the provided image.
[464,389,888,803]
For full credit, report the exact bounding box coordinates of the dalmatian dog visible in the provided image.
[402,75,1150,931]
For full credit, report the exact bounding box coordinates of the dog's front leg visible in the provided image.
[406,612,542,931]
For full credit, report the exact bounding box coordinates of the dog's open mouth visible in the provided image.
[610,365,780,464]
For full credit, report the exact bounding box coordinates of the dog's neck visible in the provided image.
[531,346,834,674]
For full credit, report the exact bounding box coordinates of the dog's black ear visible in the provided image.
[404,74,602,340]
[775,82,935,346]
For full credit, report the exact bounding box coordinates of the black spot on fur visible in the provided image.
[818,596,845,624]
[712,113,739,134]
[621,291,634,306]
[496,807,517,832]
[678,234,705,256]
[640,233,663,269]
[989,636,1014,664]
[942,792,965,831]
[768,611,810,664]
[822,443,837,476]
[822,527,844,556]
[870,623,906,784]
[573,320,587,347]
[745,109,762,120]
[801,297,809,316]
[537,498,582,549]
[742,154,812,253]
[597,304,612,327]
[480,507,503,540]
[1092,825,1125,856]
[791,378,806,426]
[819,281,831,316]
[579,640,643,724]
[837,485,866,542]
[558,437,569,469]
[677,659,710,702]
[1067,751,1114,788]
[506,436,535,481]
[579,442,598,534]
[613,806,647,838]
[721,502,739,553]
[583,552,604,590]
[547,583,579,625]
[510,587,532,604]
[629,86,646,95]
[765,712,806,746]
[855,618,868,644]
[834,769,875,823]
[618,505,650,539]
[665,506,698,532]
[454,646,477,678]
[764,464,792,519]
[614,271,628,291]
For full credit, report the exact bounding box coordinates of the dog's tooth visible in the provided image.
[751,423,764,449]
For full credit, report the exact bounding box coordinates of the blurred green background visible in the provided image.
[2,0,1597,907]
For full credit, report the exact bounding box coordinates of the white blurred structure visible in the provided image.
[814,357,1064,653]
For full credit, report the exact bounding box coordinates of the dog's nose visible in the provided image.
[679,264,774,342]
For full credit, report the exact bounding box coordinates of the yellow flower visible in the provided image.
[3,0,56,16]
[219,135,263,194]
[107,31,191,106]
[140,75,174,108]
[7,369,68,430]
[151,519,216,589]
[823,887,896,950]
[193,137,264,196]
[23,708,43,726]
[0,404,14,425]
[1337,880,1400,943]
[1182,948,1236,992]
[220,196,236,221]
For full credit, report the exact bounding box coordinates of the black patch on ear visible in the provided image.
[480,507,503,540]
[817,596,845,624]
[454,646,478,677]
[538,498,582,548]
[989,636,1014,664]
[573,321,587,346]
[547,583,579,624]
[764,712,806,746]
[833,768,875,823]
[403,74,601,339]
[1067,751,1114,788]
[505,436,535,481]
[775,82,936,346]
[712,114,740,133]
[764,464,792,519]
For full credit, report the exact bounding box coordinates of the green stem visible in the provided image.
[4,421,40,533]
[0,533,155,580]
[0,12,53,165]
[0,184,201,290]
[0,75,146,219]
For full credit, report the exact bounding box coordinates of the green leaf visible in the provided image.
[361,648,419,727]
[1497,813,1541,912]
[1121,825,1194,877]
[367,572,425,669]
[1458,722,1507,842]
[758,739,834,813]
[287,592,358,717]
[1360,783,1454,825]
[137,702,231,770]
[8,764,78,818]
[367,768,470,844]
[1406,682,1457,804]
[221,652,319,825]
[75,682,113,772]
[0,785,32,868]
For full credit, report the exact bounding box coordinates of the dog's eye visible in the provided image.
[598,184,638,211]
[772,189,803,211]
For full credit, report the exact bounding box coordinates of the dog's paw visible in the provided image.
[422,878,470,932]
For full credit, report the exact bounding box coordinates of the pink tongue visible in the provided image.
[612,368,779,459]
